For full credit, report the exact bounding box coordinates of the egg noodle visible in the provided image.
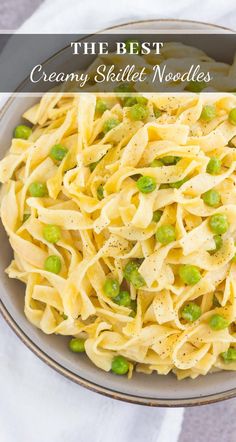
[74,41,236,93]
[2,90,236,379]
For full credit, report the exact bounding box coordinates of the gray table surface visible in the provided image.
[0,1,235,441]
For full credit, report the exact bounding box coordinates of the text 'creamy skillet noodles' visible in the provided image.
[2,92,236,379]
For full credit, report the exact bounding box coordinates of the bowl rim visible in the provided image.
[1,17,236,407]
[104,17,234,33]
[2,299,236,407]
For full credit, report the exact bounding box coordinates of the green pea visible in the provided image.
[153,106,162,118]
[44,255,61,274]
[152,210,163,223]
[113,290,131,307]
[209,235,223,254]
[150,159,163,167]
[103,278,120,298]
[121,95,147,108]
[123,97,137,107]
[29,182,48,197]
[111,355,129,375]
[69,337,85,353]
[136,176,156,193]
[179,264,201,285]
[228,108,236,125]
[103,118,119,134]
[43,224,61,243]
[209,314,229,330]
[96,99,108,114]
[97,184,104,200]
[14,124,32,140]
[214,235,223,251]
[123,261,139,282]
[206,157,221,175]
[136,96,148,105]
[169,177,188,189]
[209,213,229,235]
[185,80,206,92]
[155,224,176,245]
[129,269,145,289]
[23,213,30,223]
[125,39,141,54]
[129,104,149,121]
[221,348,236,363]
[200,105,216,122]
[50,144,68,162]
[202,189,221,207]
[89,161,99,172]
[181,302,201,322]
[161,156,181,166]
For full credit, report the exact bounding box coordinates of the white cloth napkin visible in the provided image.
[18,0,236,33]
[0,316,183,442]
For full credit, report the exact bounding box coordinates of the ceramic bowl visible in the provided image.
[1,19,235,407]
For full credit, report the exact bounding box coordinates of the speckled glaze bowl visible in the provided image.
[1,19,236,407]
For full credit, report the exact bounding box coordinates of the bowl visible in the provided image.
[1,19,236,407]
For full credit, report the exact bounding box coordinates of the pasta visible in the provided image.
[69,40,236,93]
[2,90,236,380]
